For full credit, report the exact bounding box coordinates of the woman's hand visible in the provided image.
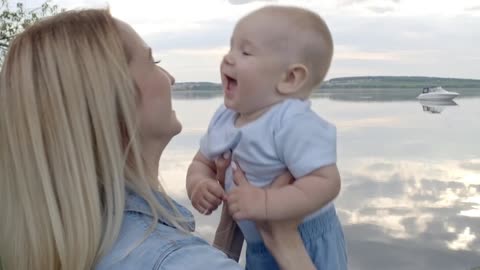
[214,156,315,269]
[230,165,315,270]
[227,162,268,220]
[258,171,315,270]
[255,171,300,249]
[212,151,244,262]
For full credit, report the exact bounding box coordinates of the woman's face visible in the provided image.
[116,20,182,146]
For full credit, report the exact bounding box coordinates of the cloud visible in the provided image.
[447,227,477,250]
[368,6,395,13]
[145,19,232,51]
[334,46,405,61]
[228,0,276,5]
[345,223,480,270]
[367,162,395,172]
[331,16,478,52]
[339,0,400,7]
[108,0,480,80]
[460,161,480,171]
[328,14,480,78]
[466,5,480,11]
[339,0,368,5]
[336,166,480,269]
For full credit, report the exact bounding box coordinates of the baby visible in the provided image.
[187,6,347,270]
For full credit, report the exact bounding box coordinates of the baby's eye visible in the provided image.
[153,59,161,64]
[242,51,251,56]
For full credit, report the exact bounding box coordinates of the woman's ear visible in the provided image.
[276,64,309,95]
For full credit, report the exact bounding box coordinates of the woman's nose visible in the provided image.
[168,73,175,85]
[161,67,175,85]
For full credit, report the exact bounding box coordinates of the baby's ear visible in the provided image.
[276,64,309,96]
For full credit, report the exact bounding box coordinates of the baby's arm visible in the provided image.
[265,164,340,220]
[186,151,226,215]
[227,163,340,221]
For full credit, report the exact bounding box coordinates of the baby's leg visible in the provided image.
[245,241,280,270]
[245,207,348,270]
[301,207,348,270]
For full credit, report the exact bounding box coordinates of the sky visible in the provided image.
[26,0,480,82]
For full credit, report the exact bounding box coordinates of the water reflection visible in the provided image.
[419,100,458,114]
[162,89,480,270]
[337,160,480,270]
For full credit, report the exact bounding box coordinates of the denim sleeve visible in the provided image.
[159,244,243,270]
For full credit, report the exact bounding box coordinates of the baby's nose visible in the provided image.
[223,52,235,65]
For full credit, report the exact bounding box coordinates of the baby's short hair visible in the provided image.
[250,6,334,89]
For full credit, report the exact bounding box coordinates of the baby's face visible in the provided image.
[220,12,292,114]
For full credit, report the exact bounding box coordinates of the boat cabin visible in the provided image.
[422,86,444,93]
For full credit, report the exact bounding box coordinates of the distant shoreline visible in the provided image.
[173,76,480,91]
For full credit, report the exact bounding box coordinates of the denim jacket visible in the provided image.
[95,190,242,270]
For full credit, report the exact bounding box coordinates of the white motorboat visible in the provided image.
[416,86,459,100]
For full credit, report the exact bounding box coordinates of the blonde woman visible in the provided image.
[0,9,315,270]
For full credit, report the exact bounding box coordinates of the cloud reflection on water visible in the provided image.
[160,93,480,269]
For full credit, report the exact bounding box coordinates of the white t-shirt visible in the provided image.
[200,99,336,243]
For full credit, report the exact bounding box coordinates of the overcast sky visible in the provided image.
[27,0,480,82]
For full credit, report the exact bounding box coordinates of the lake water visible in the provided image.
[160,88,480,270]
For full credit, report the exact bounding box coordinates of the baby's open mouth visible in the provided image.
[225,75,238,90]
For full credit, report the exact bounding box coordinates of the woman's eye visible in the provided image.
[153,59,161,64]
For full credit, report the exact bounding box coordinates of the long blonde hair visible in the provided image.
[0,9,184,270]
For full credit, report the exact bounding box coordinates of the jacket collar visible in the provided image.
[124,189,195,232]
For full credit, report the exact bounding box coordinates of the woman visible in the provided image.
[0,9,315,270]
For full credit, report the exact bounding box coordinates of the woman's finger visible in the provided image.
[215,151,232,188]
[232,162,249,187]
[228,202,238,216]
[226,191,238,203]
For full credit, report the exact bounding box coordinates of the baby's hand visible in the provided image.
[191,179,225,215]
[227,162,267,221]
